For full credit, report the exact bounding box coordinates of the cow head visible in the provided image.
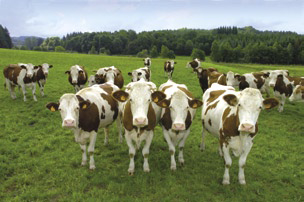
[20,63,38,78]
[289,85,304,102]
[223,88,279,133]
[88,75,97,86]
[226,71,240,87]
[128,70,143,82]
[40,63,53,78]
[144,57,151,67]
[46,94,91,128]
[112,81,166,127]
[269,70,289,87]
[157,91,203,131]
[95,66,119,84]
[66,65,85,85]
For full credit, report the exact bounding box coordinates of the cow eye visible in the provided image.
[76,107,79,110]
[238,104,241,107]
[259,106,262,110]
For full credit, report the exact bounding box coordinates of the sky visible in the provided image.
[0,0,303,38]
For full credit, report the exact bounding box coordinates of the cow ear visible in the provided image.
[188,99,203,109]
[263,98,279,110]
[151,91,166,103]
[128,72,132,76]
[156,99,170,108]
[65,71,70,74]
[20,65,27,69]
[174,62,177,64]
[79,70,84,74]
[79,101,91,110]
[34,66,39,69]
[138,72,142,76]
[49,65,53,68]
[46,102,59,112]
[223,94,238,106]
[112,90,129,102]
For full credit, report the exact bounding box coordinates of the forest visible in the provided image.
[1,25,304,65]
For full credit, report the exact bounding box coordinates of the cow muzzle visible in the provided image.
[72,80,77,84]
[133,117,148,127]
[239,123,255,133]
[63,119,76,128]
[172,123,185,131]
[269,82,275,87]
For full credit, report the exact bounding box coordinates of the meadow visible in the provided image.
[0,49,303,201]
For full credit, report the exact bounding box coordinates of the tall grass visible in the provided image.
[0,49,303,201]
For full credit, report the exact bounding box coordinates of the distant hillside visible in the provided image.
[12,36,44,46]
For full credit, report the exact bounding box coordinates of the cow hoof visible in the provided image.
[144,168,150,173]
[81,161,87,166]
[222,180,230,185]
[239,180,246,185]
[89,165,96,170]
[179,162,184,166]
[128,171,134,176]
[170,166,176,171]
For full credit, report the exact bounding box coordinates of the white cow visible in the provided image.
[112,80,166,175]
[201,83,279,185]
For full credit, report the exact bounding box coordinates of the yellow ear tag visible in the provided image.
[192,103,197,108]
[121,96,126,101]
[82,104,87,109]
[50,106,56,112]
[154,97,159,102]
[162,102,167,107]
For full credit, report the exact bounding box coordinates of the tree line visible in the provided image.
[0,25,13,49]
[2,24,304,65]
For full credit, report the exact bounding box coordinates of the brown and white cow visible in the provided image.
[289,83,304,102]
[143,57,151,68]
[164,60,176,79]
[88,75,97,87]
[94,66,124,89]
[156,80,202,170]
[112,81,166,175]
[128,66,151,82]
[226,71,241,88]
[65,65,88,92]
[194,67,222,93]
[186,58,201,72]
[239,73,270,97]
[4,63,39,101]
[46,83,122,170]
[201,83,278,185]
[35,63,53,96]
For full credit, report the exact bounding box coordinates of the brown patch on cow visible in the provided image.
[222,111,240,138]
[207,90,225,103]
[274,75,293,96]
[78,102,100,132]
[161,108,172,131]
[223,94,238,106]
[287,76,302,86]
[252,73,265,89]
[196,68,209,92]
[4,65,22,85]
[100,83,114,94]
[205,100,219,115]
[217,74,227,86]
[208,119,212,126]
[100,93,119,120]
[177,87,194,99]
[239,76,249,90]
[114,69,124,88]
[185,111,192,130]
[142,69,151,81]
[161,85,173,93]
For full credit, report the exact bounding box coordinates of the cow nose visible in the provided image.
[240,123,254,133]
[134,117,147,126]
[63,119,75,128]
[72,80,77,84]
[173,123,185,131]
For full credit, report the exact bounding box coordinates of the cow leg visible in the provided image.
[31,83,37,101]
[116,114,123,143]
[163,130,176,171]
[39,81,45,96]
[178,130,190,166]
[21,85,27,101]
[80,144,87,166]
[125,131,136,175]
[88,131,97,170]
[200,129,206,151]
[278,96,286,112]
[6,80,16,99]
[222,144,232,185]
[103,127,109,145]
[142,131,153,173]
[238,138,253,185]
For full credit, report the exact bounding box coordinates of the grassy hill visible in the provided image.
[0,49,303,201]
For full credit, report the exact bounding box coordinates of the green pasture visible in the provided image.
[0,49,303,201]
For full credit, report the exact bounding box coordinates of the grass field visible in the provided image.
[0,49,303,201]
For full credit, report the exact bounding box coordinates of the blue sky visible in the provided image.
[0,0,303,37]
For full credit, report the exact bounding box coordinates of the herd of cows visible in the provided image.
[3,57,304,185]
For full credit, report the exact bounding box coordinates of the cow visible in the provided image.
[128,67,151,82]
[3,63,39,101]
[238,73,270,97]
[156,80,203,170]
[164,60,176,79]
[65,65,88,92]
[143,57,151,68]
[112,80,166,175]
[201,83,279,185]
[94,66,124,89]
[35,63,53,96]
[194,67,221,92]
[88,75,97,87]
[289,83,304,102]
[46,82,122,170]
[186,58,201,72]
[226,71,241,88]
